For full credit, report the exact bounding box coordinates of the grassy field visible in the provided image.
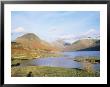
[11,66,99,77]
[11,59,28,67]
[12,53,62,59]
[74,56,100,64]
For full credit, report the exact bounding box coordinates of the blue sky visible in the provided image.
[11,11,100,43]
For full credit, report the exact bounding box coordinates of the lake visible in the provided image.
[20,51,100,72]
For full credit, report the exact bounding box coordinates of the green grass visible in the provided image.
[11,66,99,77]
[37,53,63,58]
[74,56,100,64]
[11,59,28,67]
[12,52,63,60]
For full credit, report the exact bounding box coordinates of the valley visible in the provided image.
[11,33,100,77]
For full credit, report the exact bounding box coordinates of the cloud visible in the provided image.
[82,29,100,38]
[83,29,97,36]
[58,35,75,40]
[11,27,27,41]
[57,29,100,43]
[12,27,25,33]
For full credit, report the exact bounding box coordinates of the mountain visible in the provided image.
[63,39,100,51]
[12,33,100,58]
[11,33,60,59]
[15,33,57,51]
[51,40,71,51]
[11,41,31,58]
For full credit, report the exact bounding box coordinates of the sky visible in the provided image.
[11,11,100,43]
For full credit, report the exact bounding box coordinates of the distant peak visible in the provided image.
[23,33,37,36]
[17,33,40,40]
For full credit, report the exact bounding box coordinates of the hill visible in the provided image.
[63,39,100,51]
[11,33,60,59]
[16,33,57,51]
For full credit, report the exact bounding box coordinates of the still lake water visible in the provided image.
[20,51,100,71]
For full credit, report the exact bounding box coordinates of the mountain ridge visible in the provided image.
[63,39,100,51]
[15,33,58,51]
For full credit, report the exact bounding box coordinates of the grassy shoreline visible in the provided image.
[11,55,100,77]
[74,56,100,64]
[11,66,99,77]
[11,52,63,66]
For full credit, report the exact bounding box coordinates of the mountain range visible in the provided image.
[63,39,100,51]
[12,33,100,55]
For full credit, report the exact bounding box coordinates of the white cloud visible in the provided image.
[58,35,75,40]
[57,29,100,43]
[83,29,97,36]
[82,29,100,38]
[12,27,25,33]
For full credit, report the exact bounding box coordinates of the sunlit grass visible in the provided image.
[12,52,62,60]
[74,56,100,64]
[11,66,100,77]
[74,56,100,73]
